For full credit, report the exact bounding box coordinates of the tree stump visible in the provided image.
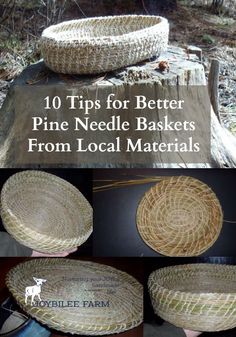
[0,45,235,168]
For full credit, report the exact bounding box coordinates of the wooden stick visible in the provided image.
[208,58,220,121]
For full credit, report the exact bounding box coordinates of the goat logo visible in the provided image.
[25,277,46,305]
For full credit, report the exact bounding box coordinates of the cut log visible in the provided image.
[187,45,202,62]
[0,45,235,168]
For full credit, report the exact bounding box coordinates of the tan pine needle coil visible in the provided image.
[148,263,236,331]
[0,171,93,253]
[6,258,143,335]
[40,15,169,74]
[136,176,223,256]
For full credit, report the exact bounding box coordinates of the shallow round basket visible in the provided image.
[40,15,169,74]
[136,176,223,256]
[6,258,143,335]
[0,171,93,253]
[148,263,236,331]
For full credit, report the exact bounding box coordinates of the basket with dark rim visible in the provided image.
[148,263,236,331]
[6,258,143,335]
[136,176,223,256]
[40,15,169,74]
[0,171,93,253]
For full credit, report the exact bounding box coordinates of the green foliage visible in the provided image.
[229,122,236,135]
[15,0,44,9]
[0,36,22,53]
[202,34,216,44]
[0,35,40,68]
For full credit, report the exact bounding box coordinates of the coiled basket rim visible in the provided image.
[136,175,223,257]
[148,263,236,297]
[0,170,93,253]
[41,15,168,46]
[6,258,143,335]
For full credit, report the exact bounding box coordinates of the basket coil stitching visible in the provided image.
[0,171,93,253]
[148,263,236,331]
[6,258,143,335]
[40,15,169,74]
[136,176,223,256]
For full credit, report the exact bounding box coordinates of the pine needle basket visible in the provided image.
[0,171,93,253]
[136,176,223,256]
[6,258,143,335]
[40,15,169,74]
[148,263,236,332]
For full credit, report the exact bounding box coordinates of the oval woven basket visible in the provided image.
[40,15,169,74]
[6,258,143,335]
[148,263,236,332]
[0,171,93,253]
[136,176,223,256]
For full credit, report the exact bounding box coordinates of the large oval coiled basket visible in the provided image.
[148,263,236,332]
[136,176,223,256]
[0,171,93,253]
[40,15,169,74]
[6,258,143,335]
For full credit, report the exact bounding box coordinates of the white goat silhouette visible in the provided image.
[25,277,46,305]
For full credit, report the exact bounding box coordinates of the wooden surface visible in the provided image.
[0,46,212,168]
[0,45,235,167]
[0,257,143,337]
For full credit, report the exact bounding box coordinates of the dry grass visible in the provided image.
[93,176,165,192]
[0,1,235,81]
[0,0,69,80]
